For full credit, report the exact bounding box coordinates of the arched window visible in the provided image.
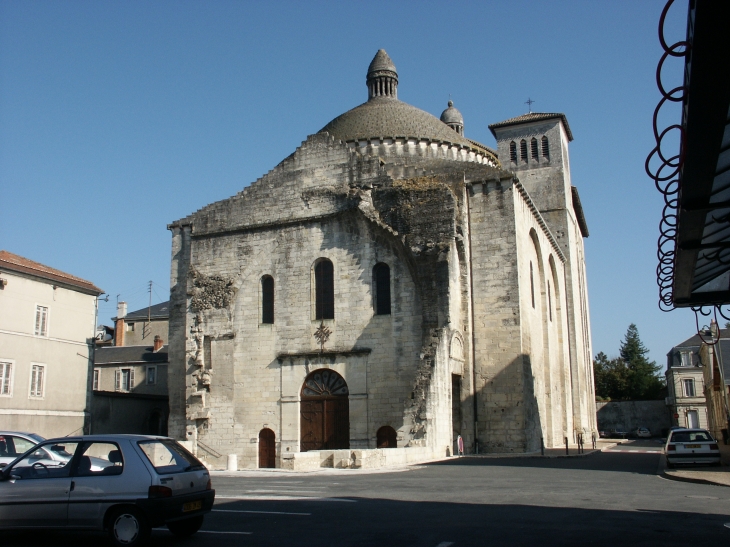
[530,261,535,309]
[520,139,528,162]
[261,275,274,324]
[373,263,391,315]
[315,259,334,320]
[541,136,549,159]
[509,141,517,162]
[531,137,538,160]
[548,281,552,321]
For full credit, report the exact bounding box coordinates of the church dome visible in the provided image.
[319,97,474,146]
[440,101,463,125]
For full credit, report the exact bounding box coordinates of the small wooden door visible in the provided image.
[377,426,397,448]
[259,428,276,468]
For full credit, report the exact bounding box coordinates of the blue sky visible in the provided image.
[1,0,694,365]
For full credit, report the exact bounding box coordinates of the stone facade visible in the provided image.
[166,51,595,468]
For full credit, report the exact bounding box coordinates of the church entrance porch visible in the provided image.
[300,369,350,452]
[258,428,276,468]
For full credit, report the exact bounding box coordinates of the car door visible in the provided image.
[0,441,79,528]
[67,440,151,529]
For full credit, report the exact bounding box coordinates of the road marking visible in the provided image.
[198,530,253,535]
[436,543,454,547]
[216,494,356,502]
[686,495,719,500]
[213,509,311,516]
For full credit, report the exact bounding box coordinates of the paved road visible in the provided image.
[5,449,730,547]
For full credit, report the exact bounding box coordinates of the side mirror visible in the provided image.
[0,462,6,469]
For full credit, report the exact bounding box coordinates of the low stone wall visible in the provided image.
[596,400,672,436]
[280,446,445,471]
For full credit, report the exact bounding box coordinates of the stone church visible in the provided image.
[167,50,596,469]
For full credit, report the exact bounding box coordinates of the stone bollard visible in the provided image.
[227,454,238,471]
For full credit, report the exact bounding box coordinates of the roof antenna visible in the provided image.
[525,97,535,113]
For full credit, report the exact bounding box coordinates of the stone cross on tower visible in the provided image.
[525,97,535,113]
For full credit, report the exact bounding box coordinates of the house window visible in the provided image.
[373,263,391,315]
[531,137,538,160]
[530,262,535,309]
[261,275,275,324]
[509,141,517,162]
[115,368,134,392]
[126,322,135,332]
[541,136,549,159]
[93,368,100,391]
[146,366,157,386]
[0,361,12,397]
[520,139,528,162]
[29,364,45,398]
[315,259,334,320]
[680,352,692,367]
[683,379,695,397]
[35,305,49,336]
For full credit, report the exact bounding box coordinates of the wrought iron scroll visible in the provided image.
[645,0,688,313]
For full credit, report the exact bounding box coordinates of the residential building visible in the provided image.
[666,333,709,430]
[698,324,730,443]
[0,250,102,438]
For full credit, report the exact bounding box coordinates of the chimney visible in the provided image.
[114,301,127,347]
[153,335,164,352]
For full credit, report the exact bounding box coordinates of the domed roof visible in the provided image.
[319,97,473,146]
[368,49,397,76]
[440,101,464,125]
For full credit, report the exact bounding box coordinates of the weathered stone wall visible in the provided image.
[596,401,672,436]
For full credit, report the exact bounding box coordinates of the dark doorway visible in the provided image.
[300,369,349,451]
[259,428,276,468]
[377,425,397,448]
[452,374,462,439]
[147,408,168,436]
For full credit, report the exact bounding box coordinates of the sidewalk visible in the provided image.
[660,443,730,488]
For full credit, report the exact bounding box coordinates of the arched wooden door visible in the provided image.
[377,426,397,448]
[259,428,276,468]
[300,369,349,452]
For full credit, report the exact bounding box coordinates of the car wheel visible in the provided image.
[167,515,204,538]
[108,506,150,547]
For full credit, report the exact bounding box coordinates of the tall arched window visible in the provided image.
[261,275,274,324]
[531,137,538,160]
[520,139,528,162]
[509,141,517,162]
[373,263,391,315]
[541,136,549,159]
[548,281,552,322]
[315,259,334,320]
[530,261,535,309]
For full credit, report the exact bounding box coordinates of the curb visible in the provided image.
[657,454,730,488]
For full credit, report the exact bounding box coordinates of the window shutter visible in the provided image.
[129,369,135,391]
[115,370,120,392]
[37,366,44,397]
[30,366,37,396]
[41,308,47,336]
[35,307,42,335]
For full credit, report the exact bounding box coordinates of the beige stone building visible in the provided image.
[698,325,730,443]
[0,250,102,438]
[167,51,596,469]
[666,333,709,431]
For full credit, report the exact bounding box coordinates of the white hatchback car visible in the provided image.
[0,432,46,468]
[0,435,215,546]
[664,428,721,468]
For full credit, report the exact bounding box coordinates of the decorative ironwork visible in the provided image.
[313,321,332,352]
[646,0,688,312]
[301,369,349,397]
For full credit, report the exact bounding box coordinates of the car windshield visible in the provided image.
[137,439,205,475]
[27,434,45,443]
[671,431,712,443]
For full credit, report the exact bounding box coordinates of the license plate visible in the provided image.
[183,500,202,512]
[684,444,701,449]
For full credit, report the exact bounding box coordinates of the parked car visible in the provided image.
[0,432,45,468]
[608,429,628,439]
[664,428,721,468]
[0,435,215,546]
[634,427,652,438]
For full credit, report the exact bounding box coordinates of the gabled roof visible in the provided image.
[488,112,573,142]
[94,345,168,365]
[0,250,102,295]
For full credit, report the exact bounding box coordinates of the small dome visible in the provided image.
[367,49,397,77]
[440,100,464,125]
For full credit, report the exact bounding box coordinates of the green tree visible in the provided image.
[618,324,665,400]
[593,351,628,400]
